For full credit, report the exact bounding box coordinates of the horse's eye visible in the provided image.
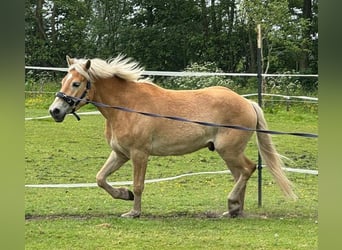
[72,82,81,88]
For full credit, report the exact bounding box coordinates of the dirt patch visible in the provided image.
[25,211,272,221]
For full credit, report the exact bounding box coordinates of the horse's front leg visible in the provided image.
[121,150,148,218]
[96,151,133,201]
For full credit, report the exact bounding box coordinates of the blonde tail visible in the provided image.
[250,101,297,200]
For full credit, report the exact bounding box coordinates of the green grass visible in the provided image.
[25,216,317,249]
[25,103,318,249]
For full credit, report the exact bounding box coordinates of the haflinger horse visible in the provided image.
[49,55,297,218]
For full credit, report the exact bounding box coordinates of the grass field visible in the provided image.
[25,102,318,249]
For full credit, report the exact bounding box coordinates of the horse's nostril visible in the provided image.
[51,108,60,115]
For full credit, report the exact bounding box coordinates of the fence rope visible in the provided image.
[25,167,318,188]
[60,96,317,138]
[25,66,318,78]
[25,90,318,102]
[25,95,318,138]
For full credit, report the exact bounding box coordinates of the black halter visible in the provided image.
[55,80,91,121]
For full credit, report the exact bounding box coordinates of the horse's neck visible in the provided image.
[92,77,134,118]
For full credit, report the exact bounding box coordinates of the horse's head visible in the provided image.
[49,56,92,122]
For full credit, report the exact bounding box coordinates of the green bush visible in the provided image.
[159,62,235,90]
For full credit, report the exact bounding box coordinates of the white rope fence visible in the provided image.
[25,67,318,121]
[25,167,318,188]
[25,66,319,78]
[25,65,318,104]
[243,93,317,101]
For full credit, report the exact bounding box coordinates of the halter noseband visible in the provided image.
[55,80,91,121]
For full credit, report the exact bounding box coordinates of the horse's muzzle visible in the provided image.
[49,108,66,122]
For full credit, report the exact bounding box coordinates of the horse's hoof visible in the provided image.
[221,211,231,218]
[127,190,134,200]
[221,211,244,218]
[121,210,141,218]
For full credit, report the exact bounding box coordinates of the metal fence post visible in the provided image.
[257,24,263,208]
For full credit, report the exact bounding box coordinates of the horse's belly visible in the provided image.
[151,143,205,156]
[150,134,212,156]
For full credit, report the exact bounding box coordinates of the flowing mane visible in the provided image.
[69,55,145,82]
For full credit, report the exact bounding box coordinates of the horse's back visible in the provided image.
[162,85,256,126]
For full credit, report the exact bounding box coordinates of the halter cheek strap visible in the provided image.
[55,80,91,121]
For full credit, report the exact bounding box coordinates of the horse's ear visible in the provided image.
[85,60,91,71]
[66,55,73,66]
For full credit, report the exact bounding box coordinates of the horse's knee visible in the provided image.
[96,174,106,188]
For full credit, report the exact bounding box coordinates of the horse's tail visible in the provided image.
[250,101,297,200]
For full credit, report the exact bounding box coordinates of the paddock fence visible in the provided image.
[25,65,318,106]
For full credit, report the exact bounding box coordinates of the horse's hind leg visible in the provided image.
[121,150,149,218]
[220,153,256,217]
[96,151,133,201]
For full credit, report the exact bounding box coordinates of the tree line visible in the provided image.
[25,0,318,79]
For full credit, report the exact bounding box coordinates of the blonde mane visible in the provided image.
[69,55,145,82]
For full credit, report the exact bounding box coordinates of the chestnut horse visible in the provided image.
[49,55,296,218]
